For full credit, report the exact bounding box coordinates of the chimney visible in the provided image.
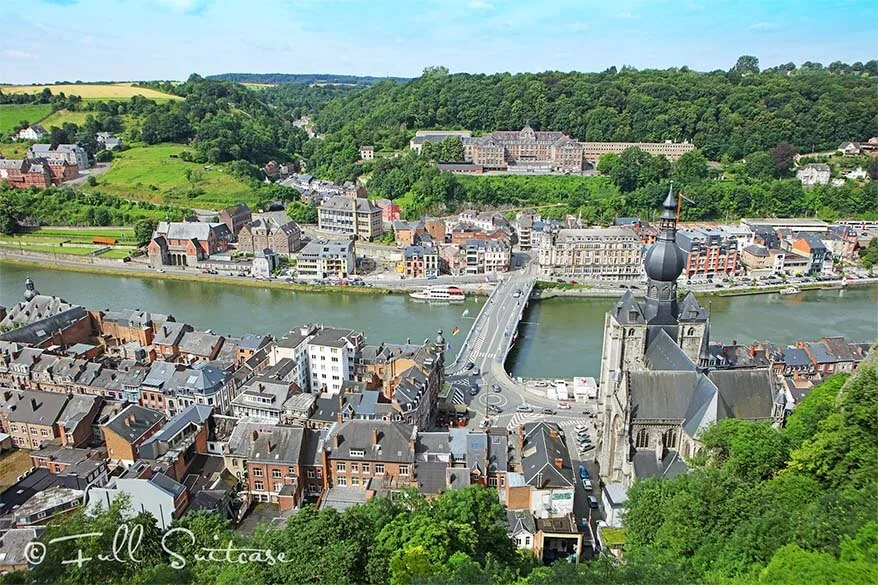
[124,417,131,428]
[732,339,737,346]
[553,457,563,470]
[749,344,756,358]
[371,426,379,445]
[332,434,339,449]
[31,398,40,411]
[518,425,524,449]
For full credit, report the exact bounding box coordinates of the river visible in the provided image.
[1,264,876,378]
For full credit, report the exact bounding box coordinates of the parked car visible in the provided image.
[534,380,548,388]
[557,402,571,410]
[516,405,533,413]
[582,478,593,491]
[465,362,475,370]
[580,443,595,453]
[469,386,479,396]
[575,424,588,433]
[587,496,599,509]
[579,465,589,479]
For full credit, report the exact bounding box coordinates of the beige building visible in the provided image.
[464,126,583,172]
[537,227,642,281]
[580,140,695,163]
[318,196,383,241]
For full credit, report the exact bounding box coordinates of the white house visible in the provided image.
[507,510,536,550]
[796,163,831,187]
[96,132,123,150]
[87,471,186,530]
[16,125,47,141]
[843,167,868,181]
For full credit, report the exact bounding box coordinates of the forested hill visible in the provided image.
[206,73,410,85]
[310,63,878,160]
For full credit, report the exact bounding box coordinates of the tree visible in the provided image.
[860,238,878,269]
[672,150,709,185]
[771,142,798,178]
[438,136,465,162]
[744,151,776,181]
[0,192,21,234]
[134,218,159,245]
[734,55,760,76]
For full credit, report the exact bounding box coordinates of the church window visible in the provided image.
[687,327,695,336]
[649,286,658,298]
[628,328,635,336]
[661,286,671,300]
[635,429,650,449]
[663,429,678,449]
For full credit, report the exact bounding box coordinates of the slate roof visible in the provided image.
[632,450,689,480]
[520,422,574,489]
[709,369,775,420]
[104,404,164,443]
[248,425,305,465]
[507,510,536,535]
[178,331,224,357]
[806,341,842,363]
[142,360,179,388]
[308,327,356,349]
[677,292,709,322]
[320,195,380,213]
[140,404,212,459]
[644,329,696,372]
[153,322,190,345]
[57,394,98,430]
[156,221,226,242]
[415,460,448,494]
[311,397,340,423]
[783,347,812,367]
[818,337,857,361]
[611,291,645,325]
[0,528,40,569]
[102,309,170,328]
[148,472,186,500]
[328,420,415,463]
[0,307,89,345]
[167,362,227,396]
[1,390,68,426]
[239,334,270,350]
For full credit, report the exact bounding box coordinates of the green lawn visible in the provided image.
[0,243,99,255]
[95,143,257,209]
[0,104,53,134]
[39,109,94,128]
[98,248,134,259]
[4,227,136,246]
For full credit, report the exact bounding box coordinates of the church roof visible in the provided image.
[678,292,709,322]
[644,329,696,372]
[709,369,775,420]
[612,291,646,325]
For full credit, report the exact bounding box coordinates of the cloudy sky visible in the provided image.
[1,0,873,83]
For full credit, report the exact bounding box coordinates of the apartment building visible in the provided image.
[307,327,363,394]
[318,196,383,241]
[323,420,418,490]
[675,229,741,279]
[537,227,642,281]
[246,425,306,508]
[579,140,694,163]
[464,239,511,274]
[403,244,440,278]
[296,239,355,280]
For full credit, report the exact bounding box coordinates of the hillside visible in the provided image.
[0,103,52,133]
[207,73,409,85]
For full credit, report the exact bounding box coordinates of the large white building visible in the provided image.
[317,196,383,241]
[536,227,642,281]
[306,327,363,394]
[296,239,355,280]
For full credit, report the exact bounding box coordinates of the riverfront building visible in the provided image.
[317,195,384,241]
[536,227,643,281]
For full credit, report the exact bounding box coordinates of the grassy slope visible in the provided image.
[0,141,31,158]
[95,143,256,209]
[0,104,53,133]
[0,83,181,101]
[39,109,94,127]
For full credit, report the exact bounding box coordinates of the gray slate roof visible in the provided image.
[520,422,574,489]
[104,404,165,442]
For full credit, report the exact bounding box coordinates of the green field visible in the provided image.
[0,83,181,101]
[98,248,134,259]
[6,227,136,245]
[0,141,31,158]
[0,243,99,255]
[95,143,256,208]
[0,104,53,134]
[39,109,95,128]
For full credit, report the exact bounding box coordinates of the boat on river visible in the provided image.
[779,286,801,295]
[409,285,466,302]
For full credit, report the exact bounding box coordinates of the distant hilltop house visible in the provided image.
[796,163,831,187]
[95,132,123,151]
[148,221,232,267]
[16,125,47,142]
[27,143,90,170]
[837,138,878,156]
[359,145,374,160]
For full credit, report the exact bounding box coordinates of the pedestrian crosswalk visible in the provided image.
[504,412,592,432]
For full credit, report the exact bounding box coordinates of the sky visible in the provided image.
[1,0,874,84]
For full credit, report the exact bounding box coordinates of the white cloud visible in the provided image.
[469,0,494,10]
[2,49,36,59]
[749,21,778,31]
[152,0,212,14]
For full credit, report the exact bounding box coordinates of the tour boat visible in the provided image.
[779,286,801,295]
[409,286,466,302]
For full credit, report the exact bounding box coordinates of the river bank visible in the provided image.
[2,249,876,301]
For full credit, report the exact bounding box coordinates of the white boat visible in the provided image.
[779,286,801,295]
[409,285,466,302]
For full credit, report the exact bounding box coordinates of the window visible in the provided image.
[307,469,315,478]
[30,427,38,435]
[375,464,385,475]
[524,535,531,546]
[288,466,295,475]
[336,463,346,472]
[361,463,370,474]
[349,449,364,458]
[41,428,49,437]
[350,463,359,473]
[254,481,264,491]
[337,477,346,486]
[9,424,17,432]
[351,477,360,486]
[664,428,678,449]
[272,470,282,479]
[252,467,263,477]
[399,465,409,476]
[274,482,282,493]
[636,429,650,449]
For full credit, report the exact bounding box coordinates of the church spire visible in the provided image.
[642,183,684,326]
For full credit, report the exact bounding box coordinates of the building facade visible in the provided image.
[296,240,355,280]
[675,229,741,279]
[537,227,642,281]
[318,196,383,241]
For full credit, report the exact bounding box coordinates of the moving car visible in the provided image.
[469,386,479,396]
[516,405,533,413]
[582,478,593,491]
[557,402,571,410]
[579,465,590,480]
[541,408,556,415]
[491,384,502,393]
[465,362,475,370]
[534,380,548,388]
[587,496,599,509]
[471,367,480,376]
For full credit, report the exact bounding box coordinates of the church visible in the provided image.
[596,187,782,487]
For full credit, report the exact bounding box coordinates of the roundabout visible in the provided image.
[477,391,508,409]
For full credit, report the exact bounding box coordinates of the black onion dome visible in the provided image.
[644,240,684,282]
